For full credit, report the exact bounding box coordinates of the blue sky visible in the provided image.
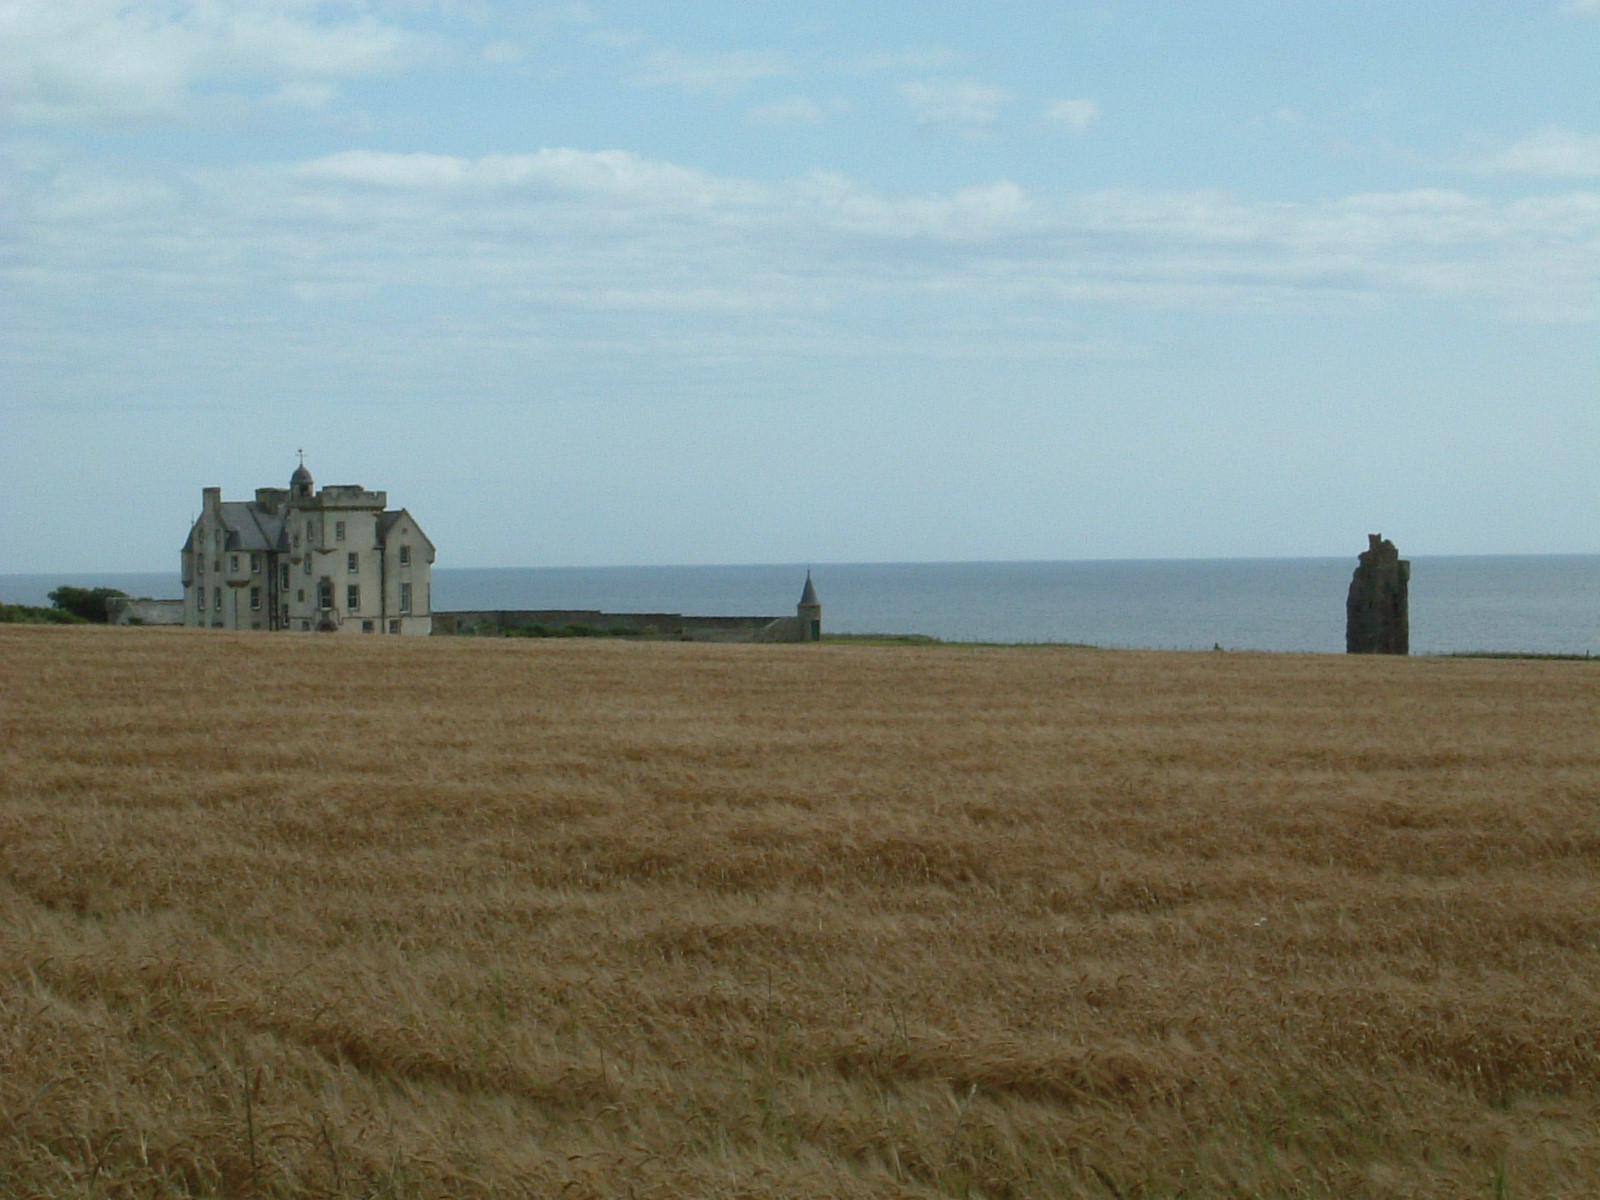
[3,1,1597,572]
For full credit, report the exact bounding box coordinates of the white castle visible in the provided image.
[181,460,434,634]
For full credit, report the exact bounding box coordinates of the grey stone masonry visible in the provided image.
[1346,534,1409,655]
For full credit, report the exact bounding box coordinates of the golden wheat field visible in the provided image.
[2,624,1599,1199]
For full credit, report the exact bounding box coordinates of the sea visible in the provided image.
[3,556,1596,655]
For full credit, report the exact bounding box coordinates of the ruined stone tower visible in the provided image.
[1346,534,1409,655]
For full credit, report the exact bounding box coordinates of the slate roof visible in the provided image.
[219,501,288,552]
[378,508,435,551]
[799,571,819,607]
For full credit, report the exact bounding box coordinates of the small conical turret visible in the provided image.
[797,571,821,642]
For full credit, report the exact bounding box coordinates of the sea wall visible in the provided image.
[433,610,808,643]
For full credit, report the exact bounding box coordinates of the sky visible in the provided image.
[2,1,1597,574]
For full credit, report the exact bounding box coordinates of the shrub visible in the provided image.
[0,603,87,625]
[48,586,129,623]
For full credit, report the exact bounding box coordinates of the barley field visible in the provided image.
[2,625,1598,1199]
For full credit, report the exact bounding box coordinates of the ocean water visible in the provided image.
[4,556,1596,654]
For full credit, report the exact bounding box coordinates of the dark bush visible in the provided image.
[0,603,88,625]
[48,586,129,623]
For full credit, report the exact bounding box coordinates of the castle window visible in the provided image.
[251,554,261,574]
[362,620,374,633]
[304,558,312,575]
[347,585,360,613]
[280,564,289,588]
[318,580,333,610]
[399,582,412,613]
[197,589,206,612]
[250,587,261,611]
[347,552,358,573]
[336,520,346,541]
[230,554,239,572]
[297,589,305,603]
[389,619,401,634]
[398,545,411,566]
[213,587,222,611]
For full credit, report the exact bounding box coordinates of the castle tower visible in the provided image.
[797,571,822,642]
[289,457,314,502]
[1346,534,1409,654]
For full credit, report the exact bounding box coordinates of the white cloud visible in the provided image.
[289,147,768,206]
[902,77,1012,130]
[747,95,825,126]
[633,47,789,93]
[8,145,1599,338]
[0,0,429,127]
[1044,98,1099,134]
[1463,127,1600,178]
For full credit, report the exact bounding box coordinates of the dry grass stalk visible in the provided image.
[2,624,1598,1197]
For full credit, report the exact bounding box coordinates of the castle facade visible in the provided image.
[182,462,434,634]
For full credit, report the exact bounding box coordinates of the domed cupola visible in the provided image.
[290,458,314,500]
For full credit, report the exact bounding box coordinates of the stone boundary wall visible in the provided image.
[107,598,185,626]
[434,610,807,643]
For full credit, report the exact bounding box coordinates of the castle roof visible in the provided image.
[799,571,819,607]
[219,502,288,552]
[378,508,436,552]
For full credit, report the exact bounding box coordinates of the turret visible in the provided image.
[797,571,821,642]
[290,459,314,502]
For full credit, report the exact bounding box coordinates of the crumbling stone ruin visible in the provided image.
[1346,534,1409,655]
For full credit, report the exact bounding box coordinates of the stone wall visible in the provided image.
[106,598,186,626]
[433,610,808,643]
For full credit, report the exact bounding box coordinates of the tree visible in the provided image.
[48,586,129,624]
